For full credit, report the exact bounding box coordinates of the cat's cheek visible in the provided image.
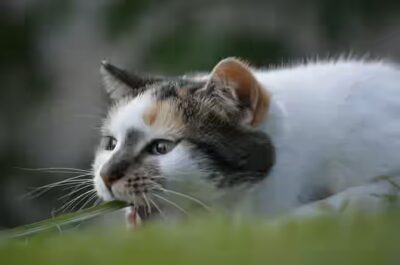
[158,145,206,181]
[94,175,113,201]
[92,150,112,173]
[92,151,114,201]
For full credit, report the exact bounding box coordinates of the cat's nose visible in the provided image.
[102,175,121,189]
[100,160,129,189]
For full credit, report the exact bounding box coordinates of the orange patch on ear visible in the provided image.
[210,57,270,127]
[251,86,270,127]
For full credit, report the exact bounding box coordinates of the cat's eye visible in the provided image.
[103,136,117,151]
[148,139,176,155]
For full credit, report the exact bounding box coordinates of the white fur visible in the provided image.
[94,59,400,218]
[109,93,154,139]
[159,144,205,181]
[243,60,400,216]
[93,151,114,201]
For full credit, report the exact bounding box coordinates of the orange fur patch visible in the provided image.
[251,85,270,127]
[143,104,158,126]
[143,101,184,134]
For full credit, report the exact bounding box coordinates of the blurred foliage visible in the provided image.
[104,0,153,40]
[146,30,290,73]
[1,214,400,264]
[318,0,400,43]
[0,1,74,227]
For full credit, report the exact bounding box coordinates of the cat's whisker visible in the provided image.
[146,179,209,211]
[158,188,211,212]
[142,193,152,214]
[56,189,96,213]
[67,191,97,213]
[24,176,93,199]
[148,178,166,186]
[131,196,139,210]
[38,178,93,189]
[60,181,94,192]
[73,189,97,209]
[79,193,99,211]
[47,181,93,195]
[23,173,92,197]
[150,175,166,179]
[149,197,166,219]
[23,171,87,175]
[92,197,102,208]
[58,183,94,200]
[152,193,188,216]
[24,181,91,200]
[27,174,92,189]
[26,183,86,200]
[24,170,90,174]
[147,181,163,190]
[16,167,92,173]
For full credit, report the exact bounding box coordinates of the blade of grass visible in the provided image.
[0,201,127,240]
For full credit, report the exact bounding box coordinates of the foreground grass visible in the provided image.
[1,214,399,265]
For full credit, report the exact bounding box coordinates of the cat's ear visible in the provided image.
[100,61,155,100]
[206,57,270,127]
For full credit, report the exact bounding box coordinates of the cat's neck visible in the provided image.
[240,84,292,216]
[257,86,287,145]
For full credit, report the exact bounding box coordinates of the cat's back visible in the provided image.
[255,60,400,192]
[256,59,399,107]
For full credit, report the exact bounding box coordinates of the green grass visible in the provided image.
[0,201,127,239]
[1,214,400,265]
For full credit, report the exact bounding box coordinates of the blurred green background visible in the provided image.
[0,0,399,228]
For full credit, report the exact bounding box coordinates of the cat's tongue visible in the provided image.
[127,207,141,227]
[126,206,150,228]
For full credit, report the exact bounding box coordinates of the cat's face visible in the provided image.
[93,58,275,215]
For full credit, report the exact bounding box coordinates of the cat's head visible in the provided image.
[93,58,275,213]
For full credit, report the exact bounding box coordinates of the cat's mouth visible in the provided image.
[126,205,155,227]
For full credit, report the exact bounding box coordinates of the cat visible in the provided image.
[93,57,400,224]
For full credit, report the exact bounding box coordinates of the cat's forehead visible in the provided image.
[107,92,155,137]
[105,95,180,138]
[104,78,208,137]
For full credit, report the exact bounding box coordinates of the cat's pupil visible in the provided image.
[150,140,174,155]
[105,136,117,151]
[155,142,167,154]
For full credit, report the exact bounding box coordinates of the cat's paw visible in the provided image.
[292,199,337,218]
[293,179,400,218]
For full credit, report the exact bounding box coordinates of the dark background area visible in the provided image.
[0,0,399,228]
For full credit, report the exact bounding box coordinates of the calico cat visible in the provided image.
[93,57,400,223]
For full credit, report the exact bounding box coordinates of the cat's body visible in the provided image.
[241,61,400,216]
[93,58,400,222]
